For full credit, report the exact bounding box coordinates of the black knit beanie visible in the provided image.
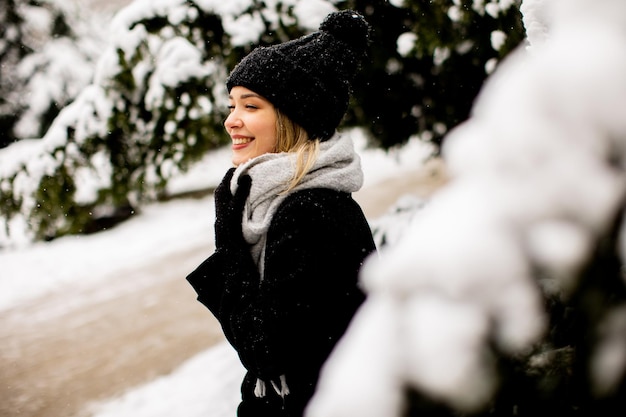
[226,9,370,141]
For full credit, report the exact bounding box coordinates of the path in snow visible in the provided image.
[0,161,445,417]
[1,245,222,417]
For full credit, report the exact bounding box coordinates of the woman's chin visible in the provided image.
[231,153,247,167]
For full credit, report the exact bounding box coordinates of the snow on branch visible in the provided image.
[307,0,626,416]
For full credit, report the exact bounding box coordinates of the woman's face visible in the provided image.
[224,86,278,166]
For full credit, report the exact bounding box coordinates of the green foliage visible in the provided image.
[1,1,234,242]
[400,210,626,416]
[0,0,20,147]
[1,0,527,244]
[342,0,526,149]
[0,0,90,148]
[31,165,77,240]
[95,4,230,197]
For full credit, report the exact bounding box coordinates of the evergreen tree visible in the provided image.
[343,0,525,149]
[0,0,524,245]
[0,0,329,243]
[306,1,626,416]
[0,0,101,148]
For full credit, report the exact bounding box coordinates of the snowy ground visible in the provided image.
[1,130,437,417]
[86,343,246,417]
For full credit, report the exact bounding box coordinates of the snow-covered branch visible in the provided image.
[307,0,626,415]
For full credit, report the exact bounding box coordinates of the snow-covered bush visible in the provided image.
[370,194,428,249]
[0,0,338,245]
[307,0,626,416]
[351,0,526,149]
[0,0,526,246]
[0,0,102,147]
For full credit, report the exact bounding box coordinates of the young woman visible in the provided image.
[186,10,376,417]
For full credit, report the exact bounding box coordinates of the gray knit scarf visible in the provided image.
[229,133,364,280]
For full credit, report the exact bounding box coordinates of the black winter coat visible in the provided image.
[187,187,376,417]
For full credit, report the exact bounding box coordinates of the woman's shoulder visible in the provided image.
[268,188,376,253]
[280,188,359,212]
[272,188,368,228]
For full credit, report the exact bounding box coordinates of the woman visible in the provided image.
[186,10,376,417]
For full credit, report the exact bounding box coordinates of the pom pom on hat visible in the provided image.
[319,9,370,57]
[226,10,371,141]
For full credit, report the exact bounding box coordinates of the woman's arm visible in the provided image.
[186,169,260,355]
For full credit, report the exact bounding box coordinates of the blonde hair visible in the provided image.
[274,109,320,192]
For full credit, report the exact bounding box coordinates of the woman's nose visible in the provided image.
[224,111,241,130]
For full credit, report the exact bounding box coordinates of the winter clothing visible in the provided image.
[226,10,370,141]
[231,134,363,279]
[186,140,376,417]
[188,8,374,416]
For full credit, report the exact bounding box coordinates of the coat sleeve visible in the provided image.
[226,190,374,382]
[186,250,226,315]
[186,169,260,365]
[186,244,261,366]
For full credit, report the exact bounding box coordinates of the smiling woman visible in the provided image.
[186,9,377,417]
[225,87,279,166]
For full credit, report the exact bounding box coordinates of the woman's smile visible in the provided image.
[232,135,254,146]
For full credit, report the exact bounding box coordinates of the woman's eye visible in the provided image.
[227,103,258,111]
